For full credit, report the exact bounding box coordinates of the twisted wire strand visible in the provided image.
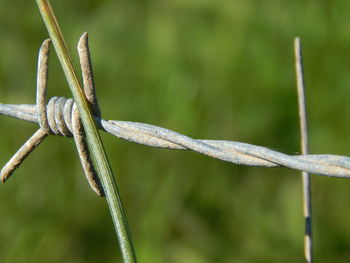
[2,102,350,179]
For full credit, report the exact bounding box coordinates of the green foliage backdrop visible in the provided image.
[1,0,350,262]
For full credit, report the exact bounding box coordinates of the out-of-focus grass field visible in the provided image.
[1,0,350,262]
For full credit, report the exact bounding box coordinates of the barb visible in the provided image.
[1,37,104,196]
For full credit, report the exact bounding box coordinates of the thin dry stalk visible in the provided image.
[295,37,312,263]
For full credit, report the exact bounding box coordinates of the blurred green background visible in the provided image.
[1,0,350,262]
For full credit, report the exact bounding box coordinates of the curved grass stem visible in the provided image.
[35,0,137,262]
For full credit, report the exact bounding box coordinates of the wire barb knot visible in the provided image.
[0,33,104,196]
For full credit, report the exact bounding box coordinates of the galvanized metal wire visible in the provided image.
[0,35,350,194]
[0,32,349,263]
[2,98,350,179]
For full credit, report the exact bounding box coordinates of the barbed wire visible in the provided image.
[2,35,350,197]
[2,98,350,179]
[1,30,348,263]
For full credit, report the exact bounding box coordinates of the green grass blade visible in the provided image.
[35,1,137,262]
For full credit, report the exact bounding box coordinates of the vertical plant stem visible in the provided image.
[294,37,312,263]
[35,1,137,262]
